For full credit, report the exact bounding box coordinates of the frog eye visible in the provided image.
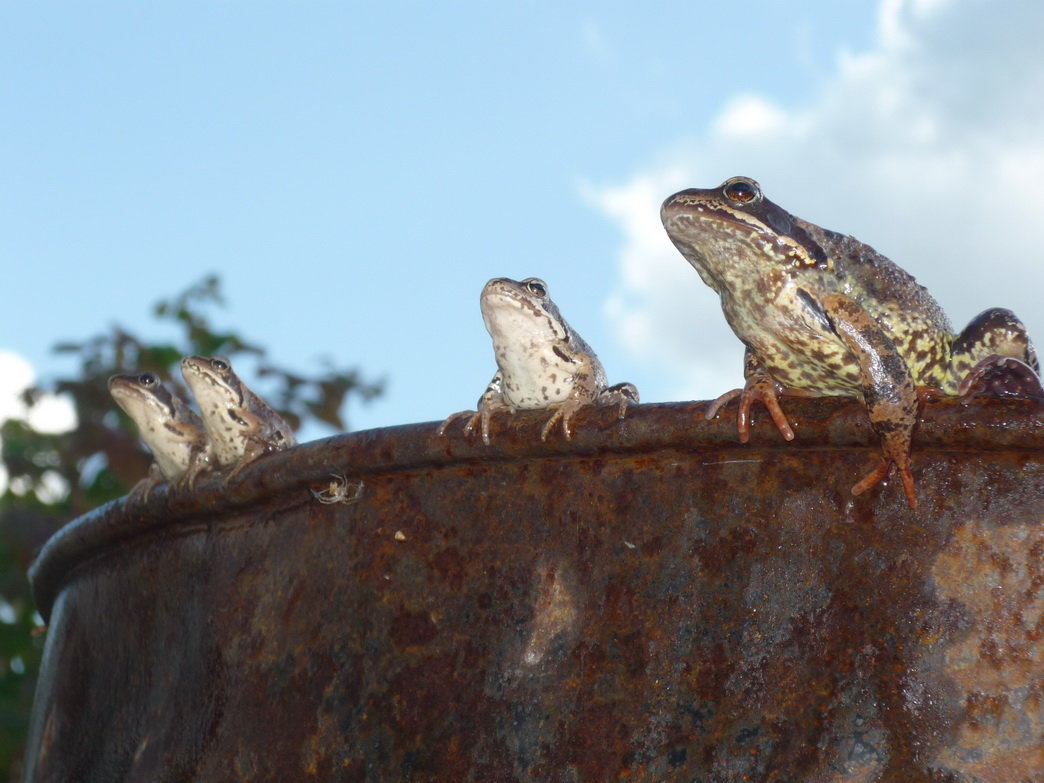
[211,358,231,372]
[523,278,548,298]
[138,372,159,387]
[723,177,761,204]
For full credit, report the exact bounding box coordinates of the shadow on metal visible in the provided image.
[22,398,1044,782]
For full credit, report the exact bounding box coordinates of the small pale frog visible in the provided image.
[439,277,639,444]
[108,372,213,499]
[180,356,296,478]
[661,176,1040,508]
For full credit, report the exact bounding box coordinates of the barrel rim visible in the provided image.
[27,396,1044,619]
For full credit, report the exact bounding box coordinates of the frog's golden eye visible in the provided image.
[524,279,548,298]
[138,372,159,387]
[210,358,231,372]
[723,178,760,204]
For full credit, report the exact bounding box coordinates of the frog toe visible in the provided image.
[436,410,473,437]
[852,425,918,508]
[736,375,795,442]
[851,459,917,509]
[705,388,741,422]
[541,402,582,441]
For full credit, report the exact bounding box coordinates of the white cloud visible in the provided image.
[592,0,1044,402]
[0,352,77,434]
[0,353,36,420]
[711,95,790,141]
[0,351,77,494]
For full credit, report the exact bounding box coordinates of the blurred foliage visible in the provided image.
[0,275,383,780]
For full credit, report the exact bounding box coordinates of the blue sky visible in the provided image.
[5,1,1043,442]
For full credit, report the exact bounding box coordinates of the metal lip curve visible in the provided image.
[27,397,1044,619]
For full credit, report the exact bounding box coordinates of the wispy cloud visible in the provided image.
[590,0,1044,402]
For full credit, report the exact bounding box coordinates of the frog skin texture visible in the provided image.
[108,372,213,499]
[439,277,639,444]
[180,356,295,479]
[661,176,1040,508]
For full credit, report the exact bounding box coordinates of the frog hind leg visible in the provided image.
[950,308,1043,398]
[819,293,919,509]
[959,356,1044,399]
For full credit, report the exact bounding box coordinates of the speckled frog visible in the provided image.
[181,356,296,478]
[439,277,639,444]
[661,176,1040,508]
[108,372,213,498]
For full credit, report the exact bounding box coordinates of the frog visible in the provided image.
[180,356,296,478]
[107,372,214,499]
[660,176,1040,508]
[438,276,639,444]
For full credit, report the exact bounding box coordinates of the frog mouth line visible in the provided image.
[484,290,546,325]
[666,204,820,271]
[110,385,179,421]
[185,365,246,409]
[673,201,776,238]
[484,289,569,342]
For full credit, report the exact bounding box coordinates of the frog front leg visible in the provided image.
[949,308,1043,398]
[127,463,167,503]
[172,445,214,491]
[599,382,640,420]
[704,349,813,443]
[540,380,640,441]
[224,427,291,481]
[437,371,512,445]
[817,292,919,508]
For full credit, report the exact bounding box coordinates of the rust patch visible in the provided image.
[21,399,1044,781]
[931,520,1044,779]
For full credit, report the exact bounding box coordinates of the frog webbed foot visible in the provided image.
[540,399,584,441]
[705,374,799,444]
[127,464,166,503]
[438,394,510,446]
[957,356,1044,400]
[437,409,485,442]
[851,427,917,509]
[436,409,474,437]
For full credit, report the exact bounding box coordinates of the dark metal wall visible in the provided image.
[23,399,1044,781]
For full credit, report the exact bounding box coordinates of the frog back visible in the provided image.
[804,221,955,385]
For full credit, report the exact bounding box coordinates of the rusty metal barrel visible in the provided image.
[22,399,1044,781]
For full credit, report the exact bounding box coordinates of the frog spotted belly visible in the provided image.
[725,296,865,395]
[752,336,864,395]
[496,350,579,409]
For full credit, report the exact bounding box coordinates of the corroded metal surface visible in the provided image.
[23,398,1044,781]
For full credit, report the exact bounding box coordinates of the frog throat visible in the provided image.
[485,286,570,343]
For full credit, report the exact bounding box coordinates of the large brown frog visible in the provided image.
[661,176,1040,508]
